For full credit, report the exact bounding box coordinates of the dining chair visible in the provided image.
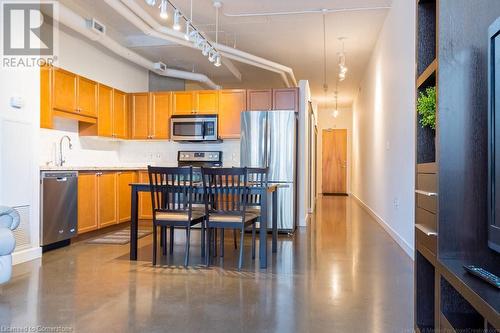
[201,167,259,270]
[148,166,206,267]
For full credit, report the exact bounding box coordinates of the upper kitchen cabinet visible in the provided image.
[76,76,98,117]
[247,89,272,111]
[130,92,171,140]
[150,92,171,139]
[52,67,77,113]
[96,84,114,137]
[113,89,129,139]
[172,91,194,115]
[196,90,219,114]
[172,90,218,115]
[79,86,129,139]
[130,93,150,139]
[219,90,246,139]
[273,88,298,111]
[41,66,98,128]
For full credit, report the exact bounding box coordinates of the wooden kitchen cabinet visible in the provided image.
[40,65,53,129]
[196,90,218,114]
[273,88,298,111]
[97,84,113,137]
[77,76,98,117]
[247,89,272,111]
[150,92,171,139]
[138,171,153,219]
[172,91,194,115]
[77,173,98,234]
[97,172,118,228]
[113,89,128,139]
[117,171,136,223]
[52,67,77,113]
[218,89,246,139]
[130,93,150,139]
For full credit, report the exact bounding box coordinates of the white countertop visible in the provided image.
[39,165,149,171]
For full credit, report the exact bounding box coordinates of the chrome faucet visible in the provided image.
[58,135,72,166]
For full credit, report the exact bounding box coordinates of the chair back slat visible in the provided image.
[201,168,249,217]
[148,166,194,216]
[247,167,269,207]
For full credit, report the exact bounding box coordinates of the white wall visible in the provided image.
[0,67,42,263]
[317,107,352,194]
[297,80,317,227]
[351,0,416,258]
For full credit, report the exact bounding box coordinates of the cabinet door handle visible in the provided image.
[416,224,438,236]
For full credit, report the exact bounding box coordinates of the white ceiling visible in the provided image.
[62,0,392,108]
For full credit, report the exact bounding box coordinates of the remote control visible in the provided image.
[463,265,500,289]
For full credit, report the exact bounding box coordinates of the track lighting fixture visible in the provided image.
[184,21,191,41]
[147,0,221,67]
[202,42,210,56]
[159,0,168,19]
[173,9,181,30]
[214,54,221,67]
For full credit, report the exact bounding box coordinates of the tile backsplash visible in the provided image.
[39,118,240,167]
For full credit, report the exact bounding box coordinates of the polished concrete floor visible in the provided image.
[0,196,413,333]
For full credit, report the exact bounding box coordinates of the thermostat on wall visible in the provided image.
[10,96,24,109]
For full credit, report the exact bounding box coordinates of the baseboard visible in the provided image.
[12,246,42,265]
[351,194,414,260]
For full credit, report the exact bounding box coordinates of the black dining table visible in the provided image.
[128,182,280,269]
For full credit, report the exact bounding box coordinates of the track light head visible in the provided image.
[173,9,181,30]
[159,0,168,19]
[145,0,156,6]
[214,54,221,67]
[208,49,217,62]
[184,22,191,40]
[202,43,210,56]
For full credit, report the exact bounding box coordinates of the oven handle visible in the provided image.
[202,122,206,139]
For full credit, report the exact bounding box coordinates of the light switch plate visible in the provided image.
[10,96,24,109]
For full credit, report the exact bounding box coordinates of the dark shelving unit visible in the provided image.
[415,1,500,332]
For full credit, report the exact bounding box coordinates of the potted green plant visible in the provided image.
[417,86,436,131]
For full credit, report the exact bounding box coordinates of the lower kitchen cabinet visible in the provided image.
[77,173,98,234]
[97,172,117,228]
[77,170,139,234]
[138,171,153,219]
[117,171,136,223]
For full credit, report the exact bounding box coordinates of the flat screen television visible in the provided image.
[488,16,500,253]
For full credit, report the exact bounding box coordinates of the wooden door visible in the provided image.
[219,90,246,139]
[117,171,136,223]
[77,76,98,117]
[196,90,219,114]
[138,171,153,219]
[97,172,118,228]
[273,88,298,111]
[52,67,77,113]
[151,92,171,139]
[113,89,128,139]
[172,91,195,115]
[130,93,150,139]
[97,84,113,137]
[247,89,272,111]
[322,129,347,194]
[77,173,98,234]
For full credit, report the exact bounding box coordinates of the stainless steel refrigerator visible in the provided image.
[240,110,297,232]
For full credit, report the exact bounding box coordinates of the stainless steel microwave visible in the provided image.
[170,114,218,141]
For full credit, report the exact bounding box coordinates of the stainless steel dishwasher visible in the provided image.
[41,171,78,248]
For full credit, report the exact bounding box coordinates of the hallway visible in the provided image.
[1,196,413,333]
